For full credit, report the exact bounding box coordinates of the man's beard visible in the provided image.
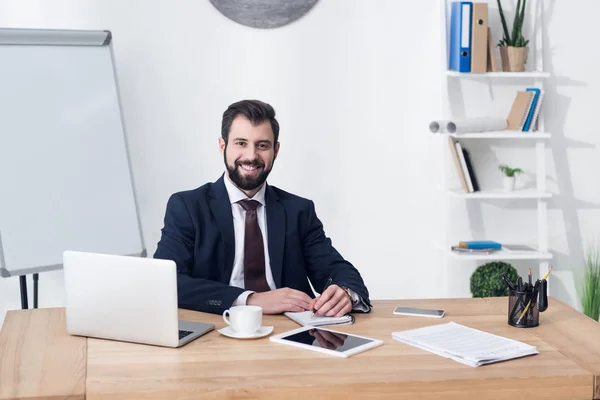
[224,149,273,191]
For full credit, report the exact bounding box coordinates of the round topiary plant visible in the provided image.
[470,261,519,298]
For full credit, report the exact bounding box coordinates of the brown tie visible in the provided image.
[238,200,270,292]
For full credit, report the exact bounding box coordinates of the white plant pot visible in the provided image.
[503,176,516,191]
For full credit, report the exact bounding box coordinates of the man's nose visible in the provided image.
[242,146,258,160]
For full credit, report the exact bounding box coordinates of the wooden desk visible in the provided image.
[0,308,86,400]
[2,297,600,399]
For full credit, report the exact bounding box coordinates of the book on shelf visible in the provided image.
[448,137,479,193]
[451,246,499,255]
[506,88,545,132]
[502,244,538,253]
[451,242,542,255]
[452,240,502,255]
[459,241,501,249]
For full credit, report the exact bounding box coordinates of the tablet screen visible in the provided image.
[280,327,373,352]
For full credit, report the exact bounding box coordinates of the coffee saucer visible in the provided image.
[218,325,274,339]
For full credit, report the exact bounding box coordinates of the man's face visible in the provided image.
[219,115,279,192]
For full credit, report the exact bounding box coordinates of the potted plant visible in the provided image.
[471,261,519,298]
[496,0,529,72]
[576,241,600,321]
[499,164,523,191]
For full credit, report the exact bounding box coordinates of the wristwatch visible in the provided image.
[341,286,356,306]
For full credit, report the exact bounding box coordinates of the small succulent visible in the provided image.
[497,0,530,48]
[499,164,523,177]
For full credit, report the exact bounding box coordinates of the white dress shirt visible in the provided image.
[224,175,368,311]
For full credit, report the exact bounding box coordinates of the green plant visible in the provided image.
[470,261,519,298]
[499,164,523,177]
[576,242,600,321]
[497,0,529,48]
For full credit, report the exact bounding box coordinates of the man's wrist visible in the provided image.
[342,286,357,306]
[234,290,256,306]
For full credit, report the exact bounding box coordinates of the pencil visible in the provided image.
[516,300,532,324]
[543,266,552,280]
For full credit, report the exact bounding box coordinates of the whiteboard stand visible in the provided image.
[0,28,146,309]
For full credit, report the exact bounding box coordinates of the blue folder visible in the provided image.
[449,1,472,73]
[523,88,541,131]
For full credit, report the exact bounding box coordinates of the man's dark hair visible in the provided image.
[221,100,280,144]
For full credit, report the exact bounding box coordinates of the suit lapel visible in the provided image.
[208,176,236,284]
[266,185,285,288]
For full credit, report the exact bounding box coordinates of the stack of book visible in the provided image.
[448,137,479,193]
[451,241,502,255]
[506,88,545,132]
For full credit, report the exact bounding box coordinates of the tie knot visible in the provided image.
[238,199,261,211]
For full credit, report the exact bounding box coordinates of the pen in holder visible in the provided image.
[507,279,548,328]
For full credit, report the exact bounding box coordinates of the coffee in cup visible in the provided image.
[222,305,262,335]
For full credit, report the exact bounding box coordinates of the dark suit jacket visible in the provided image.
[153,175,371,314]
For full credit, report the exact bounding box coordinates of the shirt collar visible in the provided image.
[223,173,267,207]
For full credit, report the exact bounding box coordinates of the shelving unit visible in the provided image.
[448,249,553,261]
[446,188,552,200]
[449,131,551,139]
[438,0,551,297]
[446,71,550,79]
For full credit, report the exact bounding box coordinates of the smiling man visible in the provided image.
[154,99,371,317]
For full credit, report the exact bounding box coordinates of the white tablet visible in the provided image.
[269,325,383,358]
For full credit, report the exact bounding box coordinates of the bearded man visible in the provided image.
[154,100,371,317]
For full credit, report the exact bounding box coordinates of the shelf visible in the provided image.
[446,71,551,79]
[449,131,551,139]
[447,188,552,199]
[449,249,553,261]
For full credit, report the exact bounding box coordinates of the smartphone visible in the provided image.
[393,307,445,318]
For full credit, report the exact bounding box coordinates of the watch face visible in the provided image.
[209,0,320,29]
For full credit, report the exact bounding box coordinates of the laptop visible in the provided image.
[63,250,215,347]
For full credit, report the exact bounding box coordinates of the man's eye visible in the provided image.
[236,142,245,146]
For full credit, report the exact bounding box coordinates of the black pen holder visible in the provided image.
[508,289,539,328]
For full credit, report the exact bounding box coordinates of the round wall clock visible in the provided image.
[209,0,320,29]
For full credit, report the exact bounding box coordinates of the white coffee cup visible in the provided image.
[222,305,262,335]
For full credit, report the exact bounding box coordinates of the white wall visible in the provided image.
[0,0,598,326]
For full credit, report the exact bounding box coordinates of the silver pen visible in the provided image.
[311,277,333,319]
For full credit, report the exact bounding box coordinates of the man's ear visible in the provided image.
[274,141,280,160]
[218,137,226,154]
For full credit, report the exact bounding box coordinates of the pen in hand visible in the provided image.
[311,277,333,319]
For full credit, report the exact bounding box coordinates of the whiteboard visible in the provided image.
[0,28,145,277]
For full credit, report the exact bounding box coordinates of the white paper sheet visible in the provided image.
[392,322,538,367]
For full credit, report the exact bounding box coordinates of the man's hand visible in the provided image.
[309,284,352,317]
[309,328,348,350]
[246,288,313,314]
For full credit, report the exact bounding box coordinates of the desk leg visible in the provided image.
[33,273,38,309]
[19,275,28,309]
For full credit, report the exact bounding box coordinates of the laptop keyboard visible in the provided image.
[179,329,194,340]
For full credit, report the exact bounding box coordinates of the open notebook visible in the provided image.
[284,311,354,327]
[392,322,538,367]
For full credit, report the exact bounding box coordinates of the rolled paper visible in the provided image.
[446,117,507,133]
[429,120,453,133]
